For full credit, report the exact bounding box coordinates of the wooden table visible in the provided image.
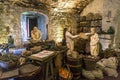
[28,50,56,80]
[0,48,67,80]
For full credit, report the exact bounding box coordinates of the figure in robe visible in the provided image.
[31,26,42,41]
[85,28,99,57]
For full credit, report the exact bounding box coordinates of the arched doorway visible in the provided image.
[21,11,48,41]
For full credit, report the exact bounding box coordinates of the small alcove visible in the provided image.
[21,12,48,42]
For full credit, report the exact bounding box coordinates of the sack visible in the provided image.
[106,57,118,69]
[82,69,95,80]
[104,67,118,78]
[71,51,79,59]
[92,69,104,79]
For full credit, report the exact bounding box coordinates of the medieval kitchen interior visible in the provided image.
[0,0,120,80]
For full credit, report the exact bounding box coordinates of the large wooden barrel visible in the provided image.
[83,56,99,71]
[66,55,83,80]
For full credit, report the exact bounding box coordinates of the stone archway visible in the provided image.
[21,11,49,42]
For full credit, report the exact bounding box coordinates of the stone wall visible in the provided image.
[48,12,79,43]
[0,1,78,46]
[81,0,104,29]
[100,0,120,49]
[81,0,103,15]
[0,2,49,47]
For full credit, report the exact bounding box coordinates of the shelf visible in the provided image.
[79,19,102,22]
[99,37,112,40]
[99,33,114,35]
[78,26,101,27]
[78,15,102,34]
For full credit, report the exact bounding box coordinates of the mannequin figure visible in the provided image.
[64,27,79,55]
[85,28,99,57]
[31,26,42,41]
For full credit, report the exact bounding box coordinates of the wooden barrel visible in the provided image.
[66,55,82,79]
[83,56,99,70]
[67,55,82,65]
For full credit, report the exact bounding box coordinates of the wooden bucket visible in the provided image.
[66,55,83,79]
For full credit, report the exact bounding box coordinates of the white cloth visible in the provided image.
[104,67,118,77]
[106,57,118,69]
[82,69,95,80]
[91,69,104,79]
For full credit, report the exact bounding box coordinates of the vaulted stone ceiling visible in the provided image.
[0,0,94,13]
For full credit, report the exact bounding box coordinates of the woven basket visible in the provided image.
[59,64,73,80]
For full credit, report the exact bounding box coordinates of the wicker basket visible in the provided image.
[59,64,73,80]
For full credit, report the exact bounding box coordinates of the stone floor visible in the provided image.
[13,66,120,80]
